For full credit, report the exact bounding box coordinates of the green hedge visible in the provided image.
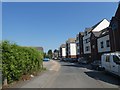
[1,41,44,83]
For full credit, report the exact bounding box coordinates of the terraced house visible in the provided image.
[109,3,120,52]
[97,27,111,60]
[66,38,77,58]
[83,19,110,62]
[59,44,66,59]
[76,32,84,59]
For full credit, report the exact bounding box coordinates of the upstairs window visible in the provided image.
[100,41,104,48]
[106,40,110,47]
[85,31,87,36]
[85,39,87,43]
[85,46,89,51]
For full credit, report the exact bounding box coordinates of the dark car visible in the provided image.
[63,58,69,62]
[79,57,90,64]
[91,60,101,70]
[78,57,84,64]
[69,58,77,63]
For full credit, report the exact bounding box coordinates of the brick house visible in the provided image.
[76,32,84,59]
[83,19,110,61]
[109,3,120,52]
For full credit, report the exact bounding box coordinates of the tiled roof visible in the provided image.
[60,44,66,48]
[66,38,76,43]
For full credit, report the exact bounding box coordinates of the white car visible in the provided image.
[101,52,120,77]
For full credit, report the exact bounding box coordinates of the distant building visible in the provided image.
[76,32,84,59]
[53,49,59,60]
[59,44,66,59]
[109,3,120,52]
[34,47,44,52]
[66,38,77,58]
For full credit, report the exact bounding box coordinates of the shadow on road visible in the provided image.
[61,62,120,86]
[61,63,93,70]
[85,71,120,86]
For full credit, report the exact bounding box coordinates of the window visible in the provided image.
[106,40,110,47]
[85,38,90,43]
[85,46,89,51]
[85,39,87,43]
[106,56,110,62]
[87,38,90,42]
[113,55,120,63]
[112,23,118,30]
[85,31,87,36]
[101,41,104,48]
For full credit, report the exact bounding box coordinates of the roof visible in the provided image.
[115,2,120,18]
[66,38,76,43]
[83,19,110,37]
[84,28,92,33]
[79,32,84,35]
[97,27,109,38]
[60,44,66,48]
[92,32,101,37]
[34,47,44,51]
[92,19,110,32]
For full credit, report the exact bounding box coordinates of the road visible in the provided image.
[11,60,120,88]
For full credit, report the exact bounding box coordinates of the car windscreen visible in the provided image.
[113,55,120,63]
[118,55,120,58]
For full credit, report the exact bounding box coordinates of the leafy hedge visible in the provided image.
[1,41,44,83]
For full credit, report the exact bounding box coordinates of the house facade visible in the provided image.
[109,3,120,52]
[53,49,59,60]
[59,44,66,59]
[97,28,111,60]
[66,38,77,58]
[83,19,110,61]
[83,28,92,60]
[76,32,84,59]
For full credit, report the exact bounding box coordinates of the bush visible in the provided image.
[1,41,44,83]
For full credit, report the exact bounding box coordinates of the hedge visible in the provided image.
[1,41,44,84]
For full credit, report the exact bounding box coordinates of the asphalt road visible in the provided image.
[11,60,120,88]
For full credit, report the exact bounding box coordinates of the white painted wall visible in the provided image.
[62,48,66,57]
[97,35,110,53]
[92,19,110,32]
[70,43,77,55]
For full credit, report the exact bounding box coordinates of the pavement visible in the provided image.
[7,60,120,88]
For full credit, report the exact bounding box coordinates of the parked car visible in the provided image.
[69,58,77,63]
[78,57,84,64]
[91,60,101,70]
[101,52,120,77]
[43,58,50,61]
[63,58,69,62]
[79,57,90,64]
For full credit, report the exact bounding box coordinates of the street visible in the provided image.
[9,60,120,88]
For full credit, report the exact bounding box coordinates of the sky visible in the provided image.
[2,2,118,52]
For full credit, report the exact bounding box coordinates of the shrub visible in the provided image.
[1,41,44,83]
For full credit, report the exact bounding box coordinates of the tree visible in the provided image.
[47,49,52,59]
[44,52,46,58]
